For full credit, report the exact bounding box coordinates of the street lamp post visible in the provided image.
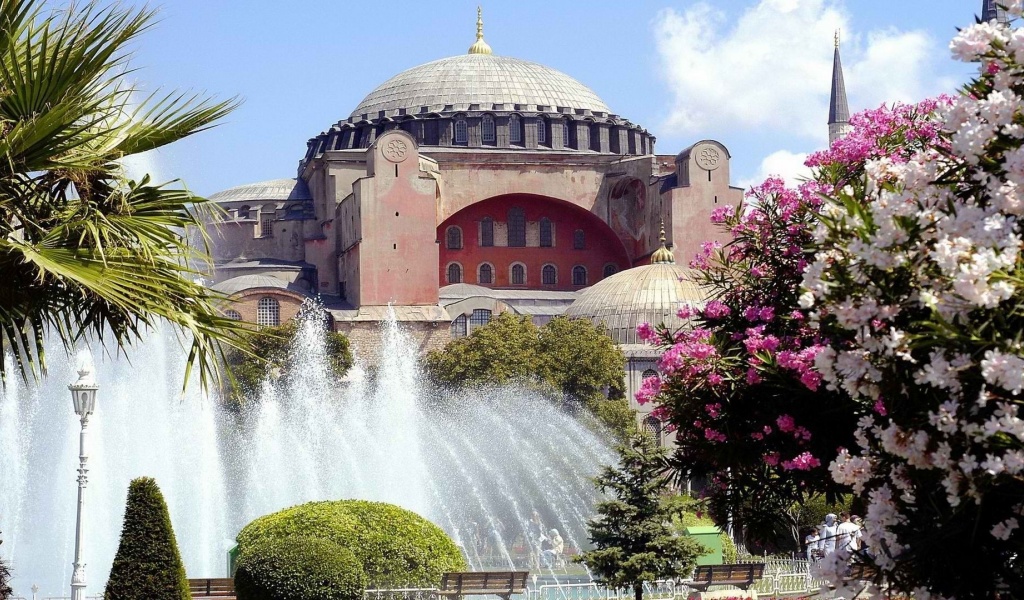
[68,367,98,600]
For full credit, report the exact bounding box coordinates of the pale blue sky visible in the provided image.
[123,1,982,195]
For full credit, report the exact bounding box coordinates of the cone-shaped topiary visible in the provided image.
[104,477,190,600]
[235,536,366,600]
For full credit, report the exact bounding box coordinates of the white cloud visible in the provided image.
[654,0,947,143]
[737,149,812,191]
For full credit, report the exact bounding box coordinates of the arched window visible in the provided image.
[542,264,557,285]
[451,314,468,338]
[257,297,280,328]
[470,309,492,329]
[537,118,547,144]
[511,263,526,285]
[509,114,522,144]
[478,263,493,284]
[539,218,553,247]
[446,226,463,249]
[573,229,585,250]
[225,309,242,321]
[508,207,526,247]
[481,114,496,143]
[454,118,468,144]
[642,368,658,379]
[572,265,587,286]
[643,415,663,447]
[481,217,494,247]
[261,215,274,237]
[603,263,617,278]
[237,205,251,219]
[562,119,572,148]
[447,262,463,284]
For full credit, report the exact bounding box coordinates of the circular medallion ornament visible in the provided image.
[695,145,722,171]
[382,139,408,163]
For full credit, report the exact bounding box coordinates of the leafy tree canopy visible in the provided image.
[424,314,633,438]
[222,317,352,406]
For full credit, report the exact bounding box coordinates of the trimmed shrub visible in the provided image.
[104,477,190,600]
[235,536,365,600]
[237,500,466,588]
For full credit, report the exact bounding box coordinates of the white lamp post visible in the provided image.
[68,366,98,600]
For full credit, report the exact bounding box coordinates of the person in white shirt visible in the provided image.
[805,529,821,561]
[819,513,839,555]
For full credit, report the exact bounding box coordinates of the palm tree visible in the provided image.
[0,0,249,388]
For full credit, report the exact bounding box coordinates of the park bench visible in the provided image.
[684,563,765,592]
[189,577,236,599]
[439,571,528,600]
[843,563,878,582]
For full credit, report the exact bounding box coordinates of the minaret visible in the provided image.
[828,29,851,145]
[982,0,1011,24]
[467,6,493,55]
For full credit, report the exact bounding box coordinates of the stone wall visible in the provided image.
[337,321,451,365]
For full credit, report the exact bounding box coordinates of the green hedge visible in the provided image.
[235,536,365,600]
[237,500,466,588]
[104,477,190,600]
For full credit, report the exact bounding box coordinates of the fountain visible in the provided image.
[0,306,615,596]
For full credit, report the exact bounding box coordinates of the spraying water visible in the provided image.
[0,305,615,596]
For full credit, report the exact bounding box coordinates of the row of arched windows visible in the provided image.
[445,211,586,249]
[449,115,583,148]
[447,262,610,286]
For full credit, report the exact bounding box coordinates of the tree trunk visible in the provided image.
[634,583,643,600]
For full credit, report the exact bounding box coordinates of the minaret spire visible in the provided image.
[828,29,851,145]
[982,0,1011,25]
[468,6,493,55]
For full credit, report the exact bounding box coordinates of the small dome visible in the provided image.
[565,264,708,345]
[350,54,611,119]
[208,178,311,204]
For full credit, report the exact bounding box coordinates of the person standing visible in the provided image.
[819,513,839,555]
[837,514,863,552]
[805,528,822,561]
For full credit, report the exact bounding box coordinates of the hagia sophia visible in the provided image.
[204,6,863,436]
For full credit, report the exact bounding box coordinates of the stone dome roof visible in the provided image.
[565,263,708,345]
[208,178,311,204]
[350,54,612,119]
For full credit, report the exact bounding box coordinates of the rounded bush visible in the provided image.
[235,536,365,600]
[237,500,466,588]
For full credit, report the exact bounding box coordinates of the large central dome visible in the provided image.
[350,54,613,119]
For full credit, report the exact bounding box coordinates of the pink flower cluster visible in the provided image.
[782,452,822,471]
[636,374,662,406]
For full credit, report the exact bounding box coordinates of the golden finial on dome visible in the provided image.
[651,219,675,264]
[468,6,493,55]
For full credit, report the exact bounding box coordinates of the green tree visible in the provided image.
[104,477,190,600]
[0,0,248,389]
[577,435,706,600]
[424,313,541,387]
[222,319,353,406]
[0,530,12,600]
[424,314,633,437]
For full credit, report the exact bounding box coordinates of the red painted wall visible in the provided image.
[437,194,631,291]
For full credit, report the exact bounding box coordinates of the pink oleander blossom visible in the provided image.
[777,414,796,433]
[635,375,662,406]
[636,322,658,344]
[703,300,731,319]
[782,452,821,471]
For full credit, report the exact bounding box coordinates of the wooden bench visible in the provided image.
[439,571,528,600]
[684,564,765,592]
[189,578,236,599]
[843,563,878,582]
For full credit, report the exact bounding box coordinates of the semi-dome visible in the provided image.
[350,54,612,120]
[565,262,708,346]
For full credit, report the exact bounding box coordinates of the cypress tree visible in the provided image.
[577,435,706,600]
[104,477,191,600]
